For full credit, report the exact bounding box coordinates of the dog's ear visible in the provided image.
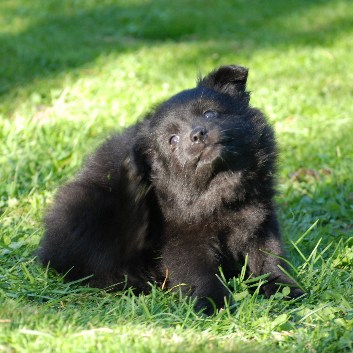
[198,65,249,101]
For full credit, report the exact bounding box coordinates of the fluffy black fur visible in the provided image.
[38,65,303,314]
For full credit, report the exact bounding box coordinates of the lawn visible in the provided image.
[1,0,353,352]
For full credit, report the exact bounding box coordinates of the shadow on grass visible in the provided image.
[1,0,352,99]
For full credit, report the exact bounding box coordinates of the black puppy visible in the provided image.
[38,65,303,314]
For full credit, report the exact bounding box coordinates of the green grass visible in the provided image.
[1,0,353,352]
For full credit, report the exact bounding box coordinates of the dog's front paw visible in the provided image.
[194,297,218,316]
[262,278,305,299]
[286,287,305,299]
[193,285,229,316]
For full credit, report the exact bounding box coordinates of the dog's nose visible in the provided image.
[190,127,208,143]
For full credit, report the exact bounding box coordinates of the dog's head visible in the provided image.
[140,65,276,191]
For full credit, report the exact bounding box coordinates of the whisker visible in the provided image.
[219,127,241,133]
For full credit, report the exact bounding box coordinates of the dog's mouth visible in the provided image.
[192,139,242,177]
[194,142,224,168]
[182,127,239,174]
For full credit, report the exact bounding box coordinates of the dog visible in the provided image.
[38,65,304,314]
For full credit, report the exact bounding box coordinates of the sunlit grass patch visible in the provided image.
[1,0,352,352]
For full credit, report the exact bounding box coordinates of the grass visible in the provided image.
[1,0,353,352]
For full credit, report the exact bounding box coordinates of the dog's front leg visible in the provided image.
[243,216,304,299]
[161,236,228,315]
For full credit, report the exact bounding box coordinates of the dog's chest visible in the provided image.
[163,204,265,243]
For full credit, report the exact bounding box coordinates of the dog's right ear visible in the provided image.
[198,65,249,101]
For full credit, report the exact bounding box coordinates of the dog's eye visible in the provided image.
[169,135,180,146]
[203,110,218,119]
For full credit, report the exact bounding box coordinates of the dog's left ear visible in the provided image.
[198,65,249,101]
